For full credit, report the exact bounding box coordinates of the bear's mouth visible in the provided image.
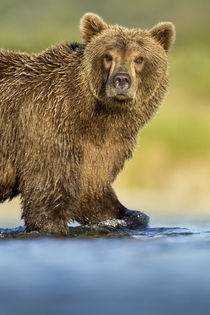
[114,93,131,101]
[104,88,133,101]
[105,83,135,102]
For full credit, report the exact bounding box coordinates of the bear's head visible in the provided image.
[80,13,175,107]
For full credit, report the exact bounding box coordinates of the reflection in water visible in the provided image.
[1,224,210,315]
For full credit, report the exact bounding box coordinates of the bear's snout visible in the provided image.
[112,73,131,91]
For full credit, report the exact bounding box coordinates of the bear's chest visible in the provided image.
[81,140,129,192]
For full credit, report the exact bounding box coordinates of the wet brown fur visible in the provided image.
[0,13,175,233]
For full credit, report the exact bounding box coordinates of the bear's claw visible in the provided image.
[122,209,150,228]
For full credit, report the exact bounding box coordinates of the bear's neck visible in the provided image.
[72,97,143,145]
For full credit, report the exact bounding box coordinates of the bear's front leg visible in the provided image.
[22,209,69,234]
[76,187,149,228]
[76,187,124,225]
[21,185,75,234]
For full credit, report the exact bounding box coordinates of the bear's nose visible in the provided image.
[112,73,131,91]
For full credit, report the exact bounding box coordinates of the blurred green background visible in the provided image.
[0,0,210,226]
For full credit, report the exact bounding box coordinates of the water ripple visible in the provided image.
[1,224,210,240]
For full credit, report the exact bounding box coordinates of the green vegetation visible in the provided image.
[0,0,209,190]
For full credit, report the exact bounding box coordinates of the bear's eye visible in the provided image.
[104,54,113,62]
[135,57,144,64]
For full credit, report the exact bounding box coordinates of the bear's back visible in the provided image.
[0,50,32,79]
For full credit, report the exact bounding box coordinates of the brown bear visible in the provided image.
[0,13,175,233]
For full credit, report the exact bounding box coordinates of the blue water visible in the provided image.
[1,224,210,315]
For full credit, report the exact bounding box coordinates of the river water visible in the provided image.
[1,219,210,315]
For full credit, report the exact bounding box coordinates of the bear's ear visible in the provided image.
[149,22,175,52]
[80,13,108,43]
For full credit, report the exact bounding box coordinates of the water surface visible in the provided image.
[1,222,210,315]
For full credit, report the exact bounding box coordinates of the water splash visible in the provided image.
[1,223,209,240]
